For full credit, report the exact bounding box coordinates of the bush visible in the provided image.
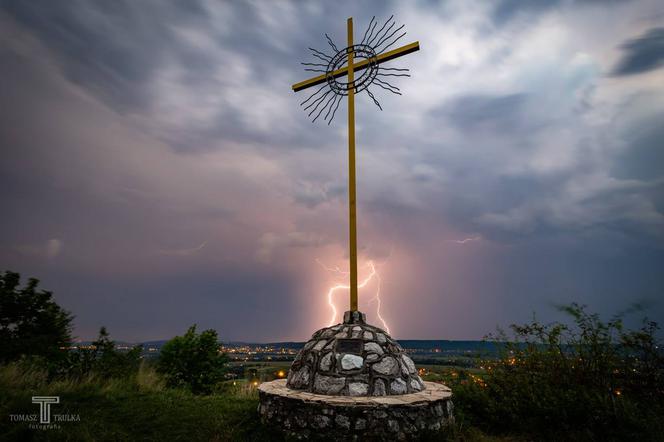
[0,270,73,364]
[157,325,229,394]
[453,303,664,441]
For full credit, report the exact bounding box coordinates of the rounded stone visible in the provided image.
[312,415,330,429]
[321,328,336,339]
[348,381,369,396]
[401,354,417,374]
[390,378,407,394]
[313,340,327,351]
[314,374,345,395]
[373,378,386,396]
[335,414,350,429]
[341,354,363,370]
[410,379,423,392]
[288,366,310,388]
[364,342,384,355]
[319,352,333,371]
[372,356,398,375]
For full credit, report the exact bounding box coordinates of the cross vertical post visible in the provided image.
[347,17,358,312]
[291,16,420,321]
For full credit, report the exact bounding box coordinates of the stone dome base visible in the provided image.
[258,379,454,440]
[287,311,425,396]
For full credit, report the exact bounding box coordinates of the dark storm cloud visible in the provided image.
[492,0,634,25]
[4,2,234,138]
[2,0,294,150]
[612,27,664,76]
[412,92,565,238]
[2,0,200,111]
[437,93,529,132]
[0,0,391,153]
[611,114,664,180]
[491,0,559,25]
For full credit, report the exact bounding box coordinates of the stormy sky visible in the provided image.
[1,0,663,342]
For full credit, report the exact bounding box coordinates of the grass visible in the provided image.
[0,363,282,442]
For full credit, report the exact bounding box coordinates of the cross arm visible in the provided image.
[291,41,420,92]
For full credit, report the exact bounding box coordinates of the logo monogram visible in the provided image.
[32,396,59,424]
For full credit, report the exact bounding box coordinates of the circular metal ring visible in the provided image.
[325,44,379,96]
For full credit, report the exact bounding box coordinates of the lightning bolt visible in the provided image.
[366,263,390,334]
[316,259,391,333]
[446,235,481,244]
[158,241,207,256]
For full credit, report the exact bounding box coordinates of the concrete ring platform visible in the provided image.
[258,379,454,440]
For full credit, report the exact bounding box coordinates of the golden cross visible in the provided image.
[291,17,420,312]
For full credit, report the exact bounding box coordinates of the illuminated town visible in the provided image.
[62,339,495,366]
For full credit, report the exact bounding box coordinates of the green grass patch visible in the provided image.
[0,363,282,442]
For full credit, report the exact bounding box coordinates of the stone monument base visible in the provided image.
[258,379,454,440]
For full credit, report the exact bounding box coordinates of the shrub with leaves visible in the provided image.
[157,325,228,394]
[0,270,73,364]
[453,303,664,440]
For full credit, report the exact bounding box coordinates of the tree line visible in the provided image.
[0,270,228,394]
